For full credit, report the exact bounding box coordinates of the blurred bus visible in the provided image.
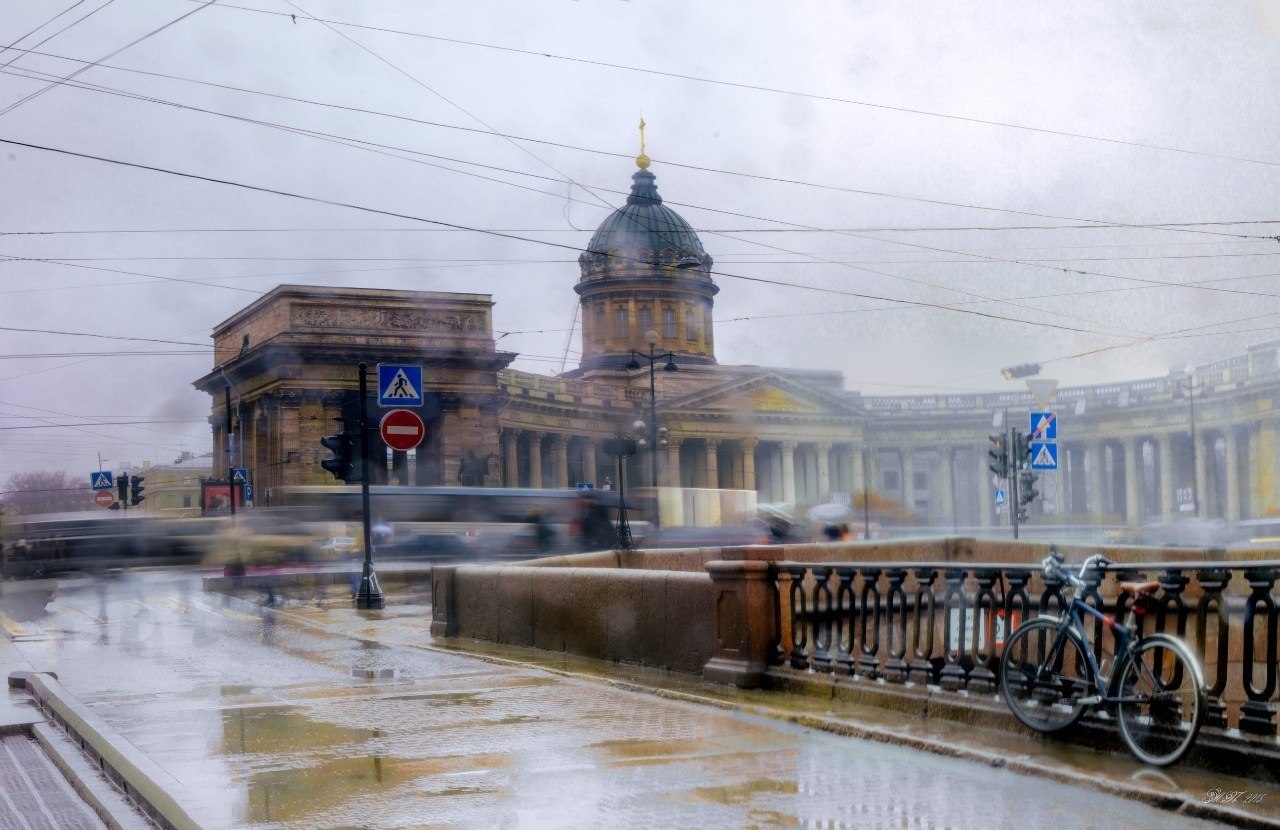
[276,486,619,559]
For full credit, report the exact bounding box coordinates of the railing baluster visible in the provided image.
[884,568,909,682]
[834,566,857,675]
[768,564,785,667]
[857,567,882,678]
[810,566,834,673]
[1194,568,1231,730]
[940,568,968,691]
[1239,568,1278,737]
[783,565,810,671]
[908,568,938,685]
[968,570,999,693]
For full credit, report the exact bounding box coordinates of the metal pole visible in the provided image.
[355,362,384,609]
[861,449,871,539]
[1010,426,1019,540]
[1188,379,1198,518]
[614,450,633,550]
[225,385,236,519]
[648,344,660,530]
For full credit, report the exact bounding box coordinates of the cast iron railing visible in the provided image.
[774,560,1280,737]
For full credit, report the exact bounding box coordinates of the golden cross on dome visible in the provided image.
[636,118,650,169]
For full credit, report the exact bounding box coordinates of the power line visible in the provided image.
[0,325,208,347]
[191,1,1280,172]
[2,47,1270,242]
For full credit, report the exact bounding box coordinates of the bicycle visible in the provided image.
[999,550,1207,766]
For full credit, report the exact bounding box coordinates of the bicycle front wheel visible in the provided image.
[1115,634,1206,766]
[1000,617,1095,733]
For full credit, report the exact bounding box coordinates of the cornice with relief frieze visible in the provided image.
[292,304,486,334]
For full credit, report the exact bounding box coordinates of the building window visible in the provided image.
[182,495,191,508]
[663,307,677,338]
[913,471,928,490]
[883,470,900,491]
[596,307,605,339]
[686,309,698,342]
[637,307,652,335]
[615,307,629,337]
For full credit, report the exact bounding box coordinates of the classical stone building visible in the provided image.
[195,155,1280,528]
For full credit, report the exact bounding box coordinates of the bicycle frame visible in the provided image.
[1039,595,1135,700]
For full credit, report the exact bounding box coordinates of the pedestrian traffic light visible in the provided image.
[320,418,362,482]
[129,475,145,506]
[988,433,1008,479]
[1019,469,1040,507]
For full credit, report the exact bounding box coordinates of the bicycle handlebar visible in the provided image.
[1040,548,1112,591]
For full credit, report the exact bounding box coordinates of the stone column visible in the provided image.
[901,449,916,518]
[666,438,683,488]
[1225,428,1241,521]
[552,434,569,489]
[781,441,797,504]
[850,447,865,496]
[1159,433,1176,519]
[583,439,597,488]
[1193,431,1210,517]
[529,431,545,489]
[938,446,956,528]
[742,438,758,493]
[1124,436,1142,525]
[503,430,519,488]
[1087,441,1106,517]
[816,442,831,500]
[703,439,721,489]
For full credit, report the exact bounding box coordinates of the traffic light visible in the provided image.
[320,418,362,482]
[116,475,128,505]
[1013,429,1032,472]
[129,475,145,506]
[987,433,1008,479]
[1019,469,1040,507]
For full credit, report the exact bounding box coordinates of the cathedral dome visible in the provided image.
[583,166,708,267]
[573,155,719,373]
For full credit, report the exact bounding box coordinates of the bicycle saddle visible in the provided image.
[1119,579,1160,596]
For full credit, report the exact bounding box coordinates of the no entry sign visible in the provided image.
[94,490,116,508]
[379,408,425,451]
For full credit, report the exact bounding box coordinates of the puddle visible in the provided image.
[683,778,799,805]
[221,705,377,755]
[238,753,509,824]
[587,738,708,760]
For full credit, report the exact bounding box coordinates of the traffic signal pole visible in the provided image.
[1010,427,1020,540]
[355,362,384,610]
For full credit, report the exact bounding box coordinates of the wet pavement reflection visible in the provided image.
[0,571,1250,829]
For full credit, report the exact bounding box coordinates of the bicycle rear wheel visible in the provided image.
[1000,617,1095,733]
[1115,634,1205,766]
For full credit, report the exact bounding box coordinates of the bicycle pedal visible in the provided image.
[1077,695,1103,705]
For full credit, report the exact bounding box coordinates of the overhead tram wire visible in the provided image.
[0,47,1270,243]
[280,0,617,218]
[0,0,217,119]
[4,63,1269,323]
[0,0,93,65]
[0,136,1132,342]
[186,1,1280,174]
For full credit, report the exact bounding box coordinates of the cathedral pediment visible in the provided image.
[665,371,855,417]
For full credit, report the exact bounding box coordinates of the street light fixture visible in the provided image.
[1001,362,1042,380]
[626,330,677,530]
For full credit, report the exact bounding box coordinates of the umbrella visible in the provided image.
[807,502,854,523]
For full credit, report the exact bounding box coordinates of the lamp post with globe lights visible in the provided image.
[627,330,677,530]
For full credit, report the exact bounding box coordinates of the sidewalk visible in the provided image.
[4,573,1278,829]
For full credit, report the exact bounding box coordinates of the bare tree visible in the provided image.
[1,471,93,516]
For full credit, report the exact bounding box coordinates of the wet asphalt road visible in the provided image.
[0,571,1237,830]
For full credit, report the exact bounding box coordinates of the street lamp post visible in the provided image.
[627,330,677,530]
[602,434,637,550]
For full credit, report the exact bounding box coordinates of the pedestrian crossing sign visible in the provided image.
[1030,441,1059,470]
[994,489,1006,506]
[377,364,423,407]
[90,471,113,490]
[231,467,249,484]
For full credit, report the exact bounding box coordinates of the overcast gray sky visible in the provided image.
[3,0,1280,482]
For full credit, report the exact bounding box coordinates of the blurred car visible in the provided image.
[1136,518,1229,547]
[315,536,359,560]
